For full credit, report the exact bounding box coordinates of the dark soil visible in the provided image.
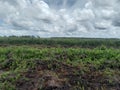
[6,60,119,90]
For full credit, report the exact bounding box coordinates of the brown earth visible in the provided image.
[8,60,119,90]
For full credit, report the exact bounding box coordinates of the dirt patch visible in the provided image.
[1,60,120,90]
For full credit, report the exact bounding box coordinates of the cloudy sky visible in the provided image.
[0,0,120,38]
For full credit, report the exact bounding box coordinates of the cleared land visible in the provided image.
[0,37,120,90]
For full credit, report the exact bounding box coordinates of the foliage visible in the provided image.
[0,36,120,48]
[0,37,119,89]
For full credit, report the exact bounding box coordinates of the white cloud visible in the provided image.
[0,0,120,38]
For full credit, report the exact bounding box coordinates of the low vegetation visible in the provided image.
[0,36,120,90]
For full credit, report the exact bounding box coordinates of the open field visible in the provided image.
[0,37,120,90]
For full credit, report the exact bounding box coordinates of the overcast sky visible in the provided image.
[0,0,120,38]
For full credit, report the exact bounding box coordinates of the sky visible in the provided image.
[0,0,120,38]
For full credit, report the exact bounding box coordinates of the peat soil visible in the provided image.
[1,59,119,90]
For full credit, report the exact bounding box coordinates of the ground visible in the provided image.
[0,37,120,90]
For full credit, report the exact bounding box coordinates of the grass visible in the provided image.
[0,37,120,90]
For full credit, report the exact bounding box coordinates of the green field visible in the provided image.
[0,36,120,90]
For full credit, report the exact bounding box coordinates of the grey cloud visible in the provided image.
[0,0,120,38]
[94,26,107,30]
[112,20,120,27]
